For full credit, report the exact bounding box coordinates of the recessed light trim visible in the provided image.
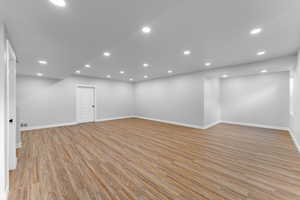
[106,75,111,78]
[103,52,111,57]
[250,27,262,35]
[120,71,125,74]
[257,50,266,56]
[183,50,191,55]
[142,26,151,34]
[36,73,43,77]
[168,70,173,74]
[75,70,81,74]
[205,62,212,66]
[144,75,148,79]
[49,0,66,7]
[38,60,48,65]
[143,63,149,67]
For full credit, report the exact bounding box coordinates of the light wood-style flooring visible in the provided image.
[9,118,300,200]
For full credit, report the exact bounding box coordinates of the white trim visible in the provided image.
[288,129,300,152]
[20,122,77,131]
[220,120,289,131]
[202,120,221,129]
[133,116,204,129]
[0,186,8,200]
[96,116,135,122]
[76,84,96,123]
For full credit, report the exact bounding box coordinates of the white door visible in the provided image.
[6,40,17,170]
[77,86,95,123]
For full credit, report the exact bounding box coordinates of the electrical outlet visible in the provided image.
[24,123,28,127]
[20,123,24,127]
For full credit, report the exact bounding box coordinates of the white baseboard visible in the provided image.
[96,116,134,122]
[220,120,289,131]
[202,120,221,129]
[20,122,77,131]
[0,186,8,200]
[133,116,205,129]
[288,129,300,152]
[20,116,135,131]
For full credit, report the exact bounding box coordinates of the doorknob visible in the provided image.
[9,119,13,123]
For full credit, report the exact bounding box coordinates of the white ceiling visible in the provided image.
[1,0,300,82]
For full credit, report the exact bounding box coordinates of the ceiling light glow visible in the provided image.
[49,0,66,7]
[38,60,48,65]
[36,73,43,77]
[144,75,148,79]
[168,70,173,74]
[142,26,151,34]
[129,78,133,81]
[222,74,228,78]
[85,64,91,68]
[250,27,262,35]
[75,70,81,74]
[183,50,191,55]
[120,71,125,74]
[261,69,268,73]
[143,63,149,67]
[257,50,266,56]
[103,52,111,57]
[205,62,212,66]
[106,75,111,78]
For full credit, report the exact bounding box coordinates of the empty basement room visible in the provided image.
[2,1,300,200]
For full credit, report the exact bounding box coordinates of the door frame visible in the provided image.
[6,39,17,170]
[76,84,96,123]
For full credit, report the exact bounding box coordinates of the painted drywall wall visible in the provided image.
[0,23,8,200]
[16,75,134,129]
[290,50,300,151]
[220,71,290,128]
[203,78,220,127]
[134,73,205,127]
[134,56,295,129]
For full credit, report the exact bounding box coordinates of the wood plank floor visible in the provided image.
[9,118,300,200]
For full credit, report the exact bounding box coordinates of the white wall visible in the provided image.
[290,50,300,151]
[16,75,134,129]
[220,72,290,128]
[0,23,8,200]
[134,73,205,127]
[203,78,220,127]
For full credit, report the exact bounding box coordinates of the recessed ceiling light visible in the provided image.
[168,70,173,74]
[257,50,266,56]
[49,0,66,7]
[143,63,149,67]
[144,75,148,79]
[85,64,91,68]
[222,74,228,78]
[75,70,81,74]
[36,73,43,77]
[205,62,212,66]
[103,52,111,57]
[129,78,133,81]
[261,69,268,73]
[250,27,262,35]
[120,71,125,74]
[38,60,48,65]
[106,75,111,78]
[183,50,191,55]
[142,26,151,34]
